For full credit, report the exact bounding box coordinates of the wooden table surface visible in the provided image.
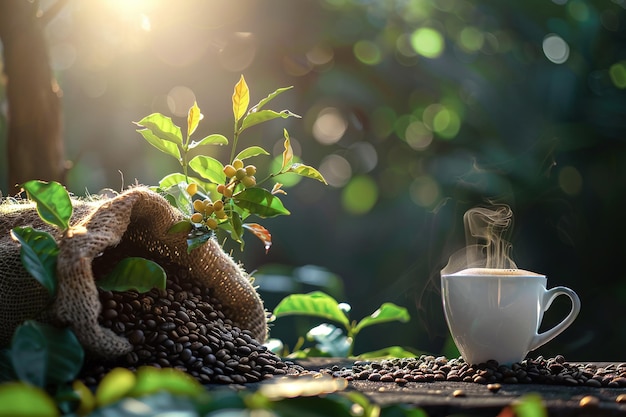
[291,358,626,417]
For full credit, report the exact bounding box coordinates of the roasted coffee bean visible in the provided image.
[86,269,304,385]
[128,330,145,345]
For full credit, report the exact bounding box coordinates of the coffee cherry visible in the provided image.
[235,168,247,180]
[215,209,228,220]
[213,200,224,212]
[190,213,203,223]
[241,176,256,188]
[206,218,218,230]
[245,165,256,176]
[186,183,198,196]
[223,164,237,178]
[233,159,244,170]
[217,184,233,198]
[203,202,215,216]
[193,200,204,213]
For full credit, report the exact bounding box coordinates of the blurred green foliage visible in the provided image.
[1,0,626,359]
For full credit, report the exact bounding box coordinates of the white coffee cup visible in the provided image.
[441,267,581,365]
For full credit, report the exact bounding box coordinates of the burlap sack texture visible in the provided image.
[0,187,267,358]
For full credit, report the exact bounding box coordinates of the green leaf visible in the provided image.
[188,155,226,184]
[186,228,213,253]
[10,227,59,296]
[22,180,72,231]
[95,367,136,407]
[307,323,351,357]
[188,134,229,149]
[130,366,204,397]
[235,146,270,161]
[136,128,182,161]
[288,163,328,184]
[167,220,193,234]
[10,321,84,388]
[357,346,421,360]
[0,382,59,417]
[158,174,211,198]
[134,113,183,146]
[250,86,293,112]
[97,257,166,293]
[234,188,290,218]
[273,291,350,329]
[240,109,301,132]
[162,182,194,217]
[352,303,410,335]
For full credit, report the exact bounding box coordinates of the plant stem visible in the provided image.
[230,121,239,163]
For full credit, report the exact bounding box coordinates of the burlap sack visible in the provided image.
[0,187,267,358]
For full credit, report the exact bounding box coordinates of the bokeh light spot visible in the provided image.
[79,72,108,98]
[341,175,378,214]
[459,26,484,52]
[319,154,352,188]
[405,121,433,150]
[542,34,569,64]
[409,175,440,208]
[559,166,582,196]
[423,104,460,139]
[348,142,378,173]
[218,32,257,72]
[312,107,348,145]
[609,61,626,89]
[567,0,590,22]
[167,86,196,117]
[353,40,382,65]
[410,27,444,58]
[307,44,334,66]
[270,155,303,187]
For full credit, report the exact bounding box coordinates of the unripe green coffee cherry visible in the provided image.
[190,213,203,223]
[241,175,256,188]
[233,159,244,170]
[215,209,228,219]
[223,164,237,178]
[235,168,247,180]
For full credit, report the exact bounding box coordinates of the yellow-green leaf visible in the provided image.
[232,74,250,122]
[0,382,59,417]
[187,101,202,139]
[235,146,270,161]
[281,129,293,172]
[96,368,136,407]
[288,163,328,184]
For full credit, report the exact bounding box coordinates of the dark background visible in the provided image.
[2,0,626,360]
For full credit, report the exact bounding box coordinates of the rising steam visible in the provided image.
[441,205,518,275]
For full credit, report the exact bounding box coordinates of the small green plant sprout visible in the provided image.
[134,75,327,253]
[10,180,166,299]
[270,291,413,358]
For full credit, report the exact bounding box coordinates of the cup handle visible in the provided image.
[529,286,581,351]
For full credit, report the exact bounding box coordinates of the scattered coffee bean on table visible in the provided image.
[80,266,304,385]
[321,355,626,388]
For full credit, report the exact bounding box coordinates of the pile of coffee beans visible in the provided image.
[322,355,626,388]
[80,270,303,385]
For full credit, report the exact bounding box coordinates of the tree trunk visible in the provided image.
[0,0,65,195]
